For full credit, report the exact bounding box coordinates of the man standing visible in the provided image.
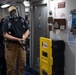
[2,6,30,75]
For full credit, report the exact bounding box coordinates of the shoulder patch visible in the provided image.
[8,22,12,28]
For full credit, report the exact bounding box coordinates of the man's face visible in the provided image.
[10,10,18,19]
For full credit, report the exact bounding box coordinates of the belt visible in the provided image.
[6,40,19,44]
[7,40,26,50]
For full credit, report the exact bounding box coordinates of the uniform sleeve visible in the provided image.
[2,19,8,33]
[25,22,29,30]
[20,17,29,31]
[24,20,29,31]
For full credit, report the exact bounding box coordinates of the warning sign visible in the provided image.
[42,42,48,48]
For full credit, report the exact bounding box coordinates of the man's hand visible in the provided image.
[17,38,26,50]
[17,39,24,44]
[18,38,26,45]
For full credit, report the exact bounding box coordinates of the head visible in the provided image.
[8,6,18,19]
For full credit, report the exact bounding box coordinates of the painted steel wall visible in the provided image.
[50,0,76,75]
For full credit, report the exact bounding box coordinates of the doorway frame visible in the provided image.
[30,0,49,69]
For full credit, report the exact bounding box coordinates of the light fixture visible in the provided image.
[1,4,10,8]
[23,1,30,7]
[25,8,29,12]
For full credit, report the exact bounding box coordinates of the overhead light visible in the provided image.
[23,1,30,7]
[25,8,29,12]
[1,4,10,8]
